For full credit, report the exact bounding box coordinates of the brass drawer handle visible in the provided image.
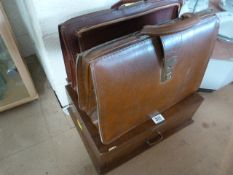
[146,131,163,146]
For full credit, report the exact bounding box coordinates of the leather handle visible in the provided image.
[141,13,199,36]
[111,0,147,9]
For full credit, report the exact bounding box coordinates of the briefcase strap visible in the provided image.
[141,10,216,82]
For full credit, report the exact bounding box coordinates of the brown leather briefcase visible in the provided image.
[75,11,219,144]
[65,12,219,173]
[59,0,183,88]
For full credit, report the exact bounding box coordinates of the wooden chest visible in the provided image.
[66,85,203,174]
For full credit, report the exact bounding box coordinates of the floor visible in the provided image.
[0,56,233,175]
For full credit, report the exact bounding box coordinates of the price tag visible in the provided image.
[152,114,165,125]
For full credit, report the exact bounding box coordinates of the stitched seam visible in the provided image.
[90,63,105,142]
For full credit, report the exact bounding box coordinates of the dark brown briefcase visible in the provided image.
[59,0,183,88]
[59,2,219,174]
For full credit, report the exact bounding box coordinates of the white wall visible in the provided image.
[32,0,117,36]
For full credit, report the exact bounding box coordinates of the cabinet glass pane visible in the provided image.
[0,36,29,107]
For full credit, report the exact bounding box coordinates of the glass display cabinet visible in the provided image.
[0,3,38,112]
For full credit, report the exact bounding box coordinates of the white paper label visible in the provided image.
[152,114,165,124]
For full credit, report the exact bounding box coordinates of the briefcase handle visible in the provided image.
[111,0,147,9]
[141,13,199,36]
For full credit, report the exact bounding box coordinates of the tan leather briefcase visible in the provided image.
[76,11,219,144]
[59,0,183,88]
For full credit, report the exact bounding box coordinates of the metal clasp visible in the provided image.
[161,56,177,82]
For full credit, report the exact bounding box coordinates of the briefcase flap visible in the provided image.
[89,12,219,144]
